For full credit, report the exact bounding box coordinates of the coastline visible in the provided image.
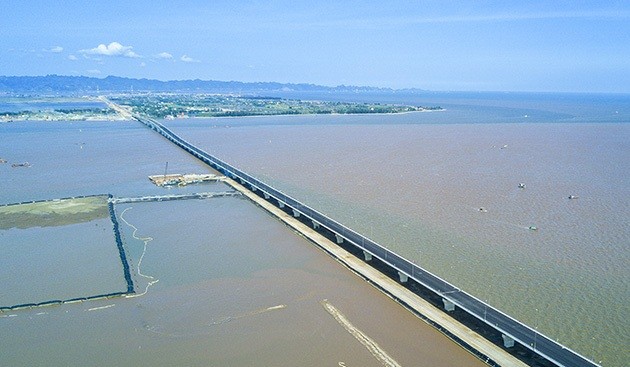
[4,94,625,365]
[2,110,622,365]
[0,108,445,123]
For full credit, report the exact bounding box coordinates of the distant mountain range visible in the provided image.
[0,75,415,95]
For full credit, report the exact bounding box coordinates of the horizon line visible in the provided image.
[1,74,629,96]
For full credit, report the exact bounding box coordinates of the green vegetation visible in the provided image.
[0,93,442,121]
[0,106,123,122]
[111,94,442,119]
[1,108,119,122]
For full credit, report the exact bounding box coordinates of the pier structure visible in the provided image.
[109,191,240,204]
[131,112,599,367]
[148,173,225,187]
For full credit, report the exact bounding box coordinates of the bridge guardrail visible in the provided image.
[136,115,598,367]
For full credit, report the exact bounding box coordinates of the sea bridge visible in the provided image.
[132,112,599,367]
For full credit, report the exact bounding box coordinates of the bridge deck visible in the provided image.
[128,109,599,367]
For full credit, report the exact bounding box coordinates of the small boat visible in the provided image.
[568,195,579,199]
[518,183,526,189]
[11,162,31,168]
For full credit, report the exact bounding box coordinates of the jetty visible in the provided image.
[148,173,225,187]
[108,191,241,204]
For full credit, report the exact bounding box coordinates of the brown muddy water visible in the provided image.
[0,120,484,366]
[164,110,629,367]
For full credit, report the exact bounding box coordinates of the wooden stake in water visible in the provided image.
[164,162,168,180]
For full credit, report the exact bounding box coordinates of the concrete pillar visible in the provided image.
[263,192,270,199]
[363,251,372,261]
[502,334,515,348]
[442,298,455,312]
[334,234,344,244]
[251,186,257,192]
[278,201,285,208]
[292,209,300,218]
[397,271,408,283]
[239,178,245,184]
[312,221,320,229]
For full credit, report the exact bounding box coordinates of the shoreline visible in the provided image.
[0,108,444,123]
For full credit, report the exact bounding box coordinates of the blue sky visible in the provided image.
[1,1,629,92]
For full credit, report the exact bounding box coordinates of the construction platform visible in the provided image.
[148,173,225,187]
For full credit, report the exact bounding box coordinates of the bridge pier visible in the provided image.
[397,271,408,283]
[312,220,320,229]
[362,250,372,261]
[502,334,515,348]
[130,115,597,367]
[263,192,270,199]
[442,298,456,312]
[251,186,257,192]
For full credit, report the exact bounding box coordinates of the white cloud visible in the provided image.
[49,46,63,53]
[156,52,173,59]
[180,54,200,63]
[68,55,78,60]
[80,42,140,58]
[140,62,146,67]
[87,69,101,74]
